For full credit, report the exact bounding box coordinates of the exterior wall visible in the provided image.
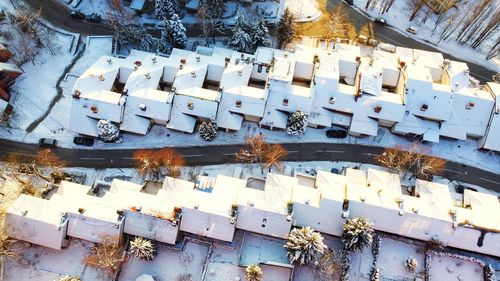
[5,214,68,250]
[66,214,123,244]
[236,205,292,239]
[447,226,500,257]
[180,208,236,242]
[292,201,344,236]
[293,61,314,81]
[123,211,179,245]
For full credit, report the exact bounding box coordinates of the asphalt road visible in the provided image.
[1,139,499,191]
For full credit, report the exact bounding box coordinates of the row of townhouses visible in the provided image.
[68,42,500,152]
[6,168,499,259]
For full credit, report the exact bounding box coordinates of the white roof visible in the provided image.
[358,63,383,96]
[315,170,346,202]
[8,194,65,229]
[238,173,296,214]
[411,180,453,222]
[459,190,500,231]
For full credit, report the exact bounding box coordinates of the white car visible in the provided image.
[406,25,418,35]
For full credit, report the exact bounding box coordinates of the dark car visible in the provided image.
[455,185,478,194]
[70,11,86,20]
[326,129,348,138]
[86,13,102,23]
[73,136,94,147]
[330,168,340,174]
[374,17,387,25]
[39,138,57,148]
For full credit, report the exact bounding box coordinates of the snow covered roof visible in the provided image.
[314,170,346,202]
[392,112,441,142]
[217,86,267,130]
[459,190,500,232]
[254,47,286,65]
[0,62,22,74]
[358,63,383,96]
[411,180,454,222]
[238,173,296,215]
[6,195,68,250]
[270,56,294,81]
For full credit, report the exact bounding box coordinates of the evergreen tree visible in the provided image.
[199,119,218,141]
[284,227,327,265]
[234,11,249,30]
[250,17,270,50]
[164,0,180,20]
[155,0,167,19]
[276,8,297,48]
[129,237,157,261]
[229,26,252,52]
[158,19,173,54]
[286,110,308,135]
[168,14,187,49]
[342,217,374,252]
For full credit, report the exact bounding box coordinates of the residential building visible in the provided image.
[479,82,500,151]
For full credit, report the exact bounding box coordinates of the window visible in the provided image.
[420,104,428,111]
[235,100,242,108]
[282,99,289,106]
[188,102,194,110]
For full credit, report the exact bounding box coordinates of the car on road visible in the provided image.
[39,138,57,148]
[330,168,340,174]
[73,136,94,147]
[379,42,396,53]
[326,129,348,139]
[406,25,418,35]
[70,11,86,20]
[86,13,102,23]
[374,17,386,25]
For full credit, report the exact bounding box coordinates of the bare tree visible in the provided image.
[134,148,185,180]
[414,155,445,181]
[375,145,406,174]
[486,38,500,60]
[85,237,124,274]
[409,0,425,22]
[328,5,349,39]
[263,144,287,172]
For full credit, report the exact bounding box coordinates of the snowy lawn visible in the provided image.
[118,241,209,281]
[377,236,425,280]
[286,0,322,22]
[4,239,108,281]
[428,252,484,281]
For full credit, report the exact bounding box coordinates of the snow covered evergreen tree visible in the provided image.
[284,227,327,265]
[157,21,173,54]
[155,0,167,19]
[129,237,157,261]
[168,14,187,48]
[97,120,119,142]
[484,264,495,281]
[250,17,270,50]
[286,110,308,135]
[59,276,80,281]
[342,217,374,252]
[199,119,218,141]
[203,0,225,19]
[276,8,297,48]
[229,27,252,52]
[370,268,380,281]
[340,248,351,281]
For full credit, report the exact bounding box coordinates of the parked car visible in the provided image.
[86,13,102,23]
[406,25,418,35]
[374,17,386,25]
[70,11,86,20]
[39,138,57,148]
[379,42,396,53]
[326,129,348,138]
[73,136,94,147]
[330,168,340,174]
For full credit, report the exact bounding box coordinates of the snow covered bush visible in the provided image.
[341,217,374,252]
[284,226,326,265]
[484,264,496,281]
[155,0,179,20]
[369,235,381,281]
[59,276,80,281]
[245,264,263,281]
[340,248,351,281]
[405,256,418,272]
[199,119,218,141]
[286,110,308,135]
[97,120,119,142]
[129,237,157,261]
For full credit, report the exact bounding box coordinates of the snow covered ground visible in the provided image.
[351,0,500,73]
[286,0,322,22]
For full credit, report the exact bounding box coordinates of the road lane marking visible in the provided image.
[182,154,203,158]
[122,157,135,160]
[480,177,500,185]
[443,168,462,174]
[288,150,298,153]
[223,153,236,156]
[325,150,345,153]
[362,153,380,156]
[80,157,106,160]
